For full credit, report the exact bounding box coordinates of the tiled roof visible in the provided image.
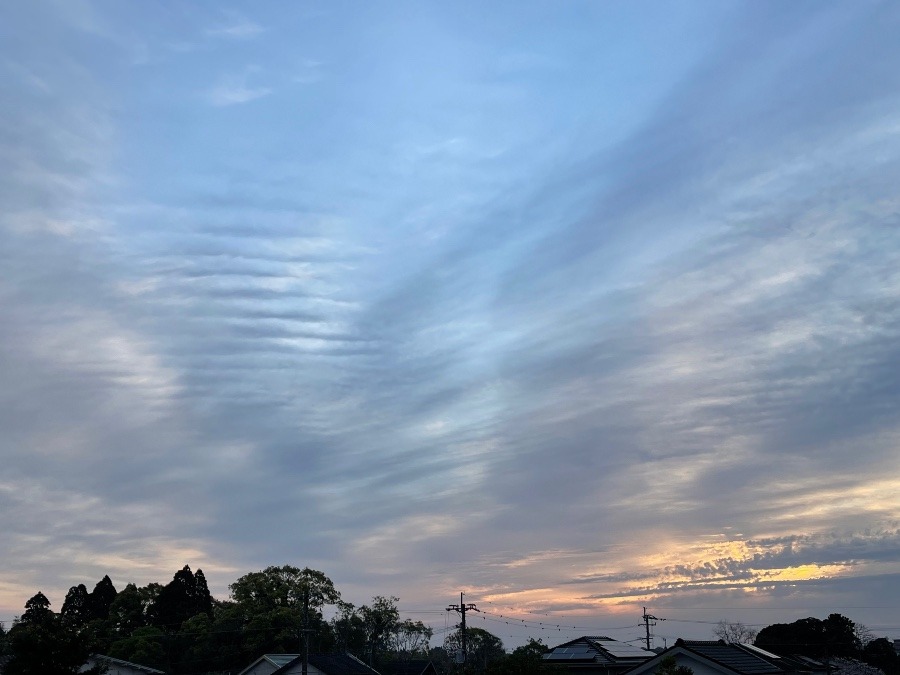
[380,660,437,675]
[309,653,381,675]
[92,654,167,674]
[544,636,654,667]
[271,653,381,675]
[266,654,302,667]
[675,640,784,675]
[237,654,301,675]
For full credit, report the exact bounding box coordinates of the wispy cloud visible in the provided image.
[293,58,324,85]
[205,11,264,40]
[2,0,900,643]
[206,68,271,106]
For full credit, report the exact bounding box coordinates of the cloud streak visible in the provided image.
[1,0,899,647]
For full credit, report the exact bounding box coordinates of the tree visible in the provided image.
[61,584,92,628]
[713,621,758,644]
[230,565,340,613]
[230,565,340,657]
[486,638,553,675]
[855,624,876,648]
[148,565,213,631]
[0,620,9,657]
[88,575,118,622]
[656,656,695,675]
[193,569,213,617]
[107,626,166,671]
[445,627,505,673]
[6,593,104,675]
[360,595,400,666]
[756,617,829,658]
[863,638,899,675]
[332,600,367,655]
[391,618,434,657]
[329,596,403,666]
[755,614,863,660]
[108,583,146,637]
[173,601,246,674]
[19,592,53,626]
[824,614,862,658]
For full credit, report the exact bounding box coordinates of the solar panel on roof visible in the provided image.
[743,644,781,659]
[597,641,652,658]
[546,645,596,661]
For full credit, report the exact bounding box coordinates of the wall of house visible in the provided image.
[665,653,725,675]
[629,653,728,675]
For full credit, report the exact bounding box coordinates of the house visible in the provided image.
[543,636,655,674]
[239,653,382,675]
[379,660,439,675]
[81,655,166,675]
[621,639,821,675]
[239,654,300,675]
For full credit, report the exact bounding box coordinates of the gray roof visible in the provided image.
[91,654,167,674]
[237,654,300,675]
[671,640,785,675]
[271,653,382,675]
[545,636,654,666]
[380,660,438,675]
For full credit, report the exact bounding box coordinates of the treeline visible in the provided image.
[754,614,900,675]
[0,564,552,675]
[4,566,895,675]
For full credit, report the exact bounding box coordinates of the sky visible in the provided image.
[1,0,900,651]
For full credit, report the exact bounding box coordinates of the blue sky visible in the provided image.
[2,0,900,648]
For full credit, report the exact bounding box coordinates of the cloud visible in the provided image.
[293,59,324,85]
[205,11,264,40]
[207,73,272,106]
[2,0,900,643]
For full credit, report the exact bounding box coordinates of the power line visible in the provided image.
[446,592,479,669]
[643,607,665,651]
[475,607,641,632]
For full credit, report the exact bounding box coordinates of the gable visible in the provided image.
[625,644,786,675]
[239,654,300,675]
[271,653,381,675]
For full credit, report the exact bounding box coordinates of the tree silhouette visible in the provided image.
[61,584,92,628]
[713,621,757,644]
[89,575,117,622]
[7,593,103,675]
[148,565,213,631]
[444,626,505,673]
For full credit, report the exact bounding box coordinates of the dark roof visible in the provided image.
[545,636,654,667]
[238,653,300,675]
[380,660,438,675]
[272,653,381,675]
[673,640,785,675]
[91,654,167,674]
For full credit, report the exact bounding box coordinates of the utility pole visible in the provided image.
[447,592,478,670]
[642,607,664,651]
[300,587,312,675]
